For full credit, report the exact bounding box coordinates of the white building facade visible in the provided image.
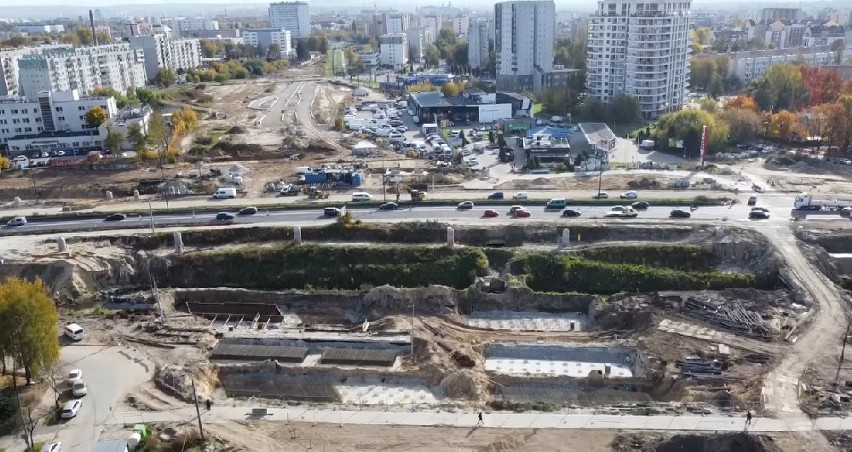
[419,16,442,43]
[386,14,410,34]
[128,34,203,81]
[269,1,311,39]
[0,45,72,97]
[243,29,293,56]
[468,18,490,69]
[175,18,220,36]
[16,44,146,98]
[405,27,432,64]
[449,16,470,37]
[586,0,692,119]
[725,46,845,83]
[495,0,556,93]
[380,33,408,69]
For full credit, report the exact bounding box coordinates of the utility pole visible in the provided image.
[410,301,415,357]
[191,378,205,441]
[835,320,852,385]
[148,200,155,234]
[29,169,37,201]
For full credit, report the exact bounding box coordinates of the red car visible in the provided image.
[483,209,499,218]
[513,209,531,218]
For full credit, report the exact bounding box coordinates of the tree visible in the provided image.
[698,98,718,113]
[724,95,760,112]
[75,27,93,46]
[718,108,763,143]
[409,81,435,93]
[146,112,168,146]
[135,88,161,107]
[155,68,177,88]
[610,94,642,123]
[808,103,850,150]
[800,67,845,106]
[95,31,112,45]
[84,106,107,128]
[451,41,469,67]
[0,278,60,384]
[748,63,809,112]
[296,39,310,62]
[690,55,729,92]
[200,39,219,58]
[128,123,146,152]
[267,43,281,60]
[424,44,440,68]
[655,109,729,156]
[171,107,198,136]
[104,128,124,152]
[441,81,462,97]
[766,110,804,142]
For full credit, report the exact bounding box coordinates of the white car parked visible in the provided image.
[60,399,82,419]
[513,192,529,200]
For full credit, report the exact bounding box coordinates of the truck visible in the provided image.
[793,193,852,211]
[604,206,638,218]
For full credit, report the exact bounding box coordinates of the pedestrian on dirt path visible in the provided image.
[477,412,484,426]
[206,399,212,410]
[746,410,752,427]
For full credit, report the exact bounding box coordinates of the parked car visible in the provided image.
[749,210,769,219]
[238,206,258,216]
[6,216,26,227]
[670,209,691,218]
[40,442,61,452]
[61,400,82,419]
[483,209,499,218]
[592,192,609,199]
[72,380,87,397]
[561,209,581,217]
[751,207,769,213]
[104,213,127,222]
[67,369,82,383]
[488,192,505,200]
[631,201,650,210]
[747,196,757,206]
[513,192,529,200]
[513,209,531,218]
[620,191,638,199]
[215,212,235,221]
[457,201,474,210]
[378,202,399,211]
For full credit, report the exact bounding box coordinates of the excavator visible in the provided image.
[389,183,427,202]
[304,186,330,199]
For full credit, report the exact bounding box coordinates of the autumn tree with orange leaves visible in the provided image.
[723,95,760,112]
[766,110,805,142]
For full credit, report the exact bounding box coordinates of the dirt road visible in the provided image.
[759,223,848,418]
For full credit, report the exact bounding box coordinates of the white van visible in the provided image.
[64,323,84,341]
[213,187,237,199]
[352,192,373,202]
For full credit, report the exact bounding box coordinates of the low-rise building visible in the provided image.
[408,88,514,124]
[111,105,153,151]
[243,28,293,57]
[523,132,572,163]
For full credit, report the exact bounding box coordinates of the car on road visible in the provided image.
[324,207,341,217]
[620,191,638,199]
[592,192,609,199]
[507,205,525,215]
[238,206,258,216]
[670,209,691,218]
[60,399,82,419]
[751,207,769,213]
[6,216,26,227]
[513,209,531,218]
[215,212,236,221]
[561,209,581,217]
[747,196,757,206]
[631,201,650,210]
[40,442,61,452]
[67,369,82,383]
[749,210,770,220]
[378,202,399,210]
[488,192,504,200]
[72,380,87,397]
[513,192,529,200]
[104,213,127,222]
[483,209,499,218]
[457,201,474,210]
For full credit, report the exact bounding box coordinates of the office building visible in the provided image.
[129,34,203,81]
[468,18,490,69]
[379,33,408,69]
[16,44,146,98]
[495,0,556,93]
[243,28,293,56]
[760,8,805,23]
[586,0,692,119]
[269,1,311,39]
[0,89,117,152]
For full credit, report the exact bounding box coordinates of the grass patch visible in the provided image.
[489,400,561,412]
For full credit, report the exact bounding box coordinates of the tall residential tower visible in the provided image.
[269,1,311,39]
[494,0,556,93]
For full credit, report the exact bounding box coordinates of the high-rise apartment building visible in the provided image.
[244,29,293,56]
[129,34,203,81]
[419,15,442,43]
[495,0,556,93]
[0,45,72,97]
[379,33,408,69]
[16,44,146,98]
[175,18,220,37]
[386,14,410,34]
[269,1,311,39]
[468,19,490,69]
[586,0,691,119]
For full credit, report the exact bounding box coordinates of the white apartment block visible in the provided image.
[129,34,203,81]
[380,33,408,69]
[16,24,65,34]
[468,18,490,69]
[0,45,72,97]
[725,46,846,84]
[449,16,470,37]
[269,1,311,39]
[16,44,146,98]
[495,0,555,93]
[176,18,220,35]
[0,89,117,150]
[243,29,293,56]
[586,0,692,119]
[405,27,431,63]
[386,14,410,34]
[419,16,442,43]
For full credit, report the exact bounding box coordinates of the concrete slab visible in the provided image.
[467,311,589,332]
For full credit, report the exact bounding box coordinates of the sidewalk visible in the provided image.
[106,405,843,433]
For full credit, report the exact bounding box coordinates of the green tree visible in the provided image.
[84,106,108,128]
[748,63,809,112]
[655,109,729,156]
[610,94,642,123]
[146,112,168,146]
[135,88,161,107]
[296,39,310,62]
[441,81,462,97]
[104,128,124,151]
[75,27,93,46]
[267,43,281,60]
[0,278,60,383]
[199,39,219,58]
[424,44,440,67]
[155,68,178,88]
[127,123,146,152]
[718,108,763,143]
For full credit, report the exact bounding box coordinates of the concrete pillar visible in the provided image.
[294,226,302,244]
[446,227,454,248]
[173,232,184,254]
[562,228,570,245]
[105,191,113,200]
[133,190,140,201]
[57,237,67,252]
[715,226,724,238]
[12,197,21,206]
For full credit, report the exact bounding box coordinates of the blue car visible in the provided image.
[378,202,399,210]
[487,192,504,200]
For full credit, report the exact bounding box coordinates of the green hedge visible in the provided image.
[168,244,488,290]
[572,244,717,271]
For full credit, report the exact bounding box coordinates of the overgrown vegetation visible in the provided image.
[572,244,717,271]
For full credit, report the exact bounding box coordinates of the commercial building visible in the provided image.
[495,0,556,93]
[586,0,692,119]
[725,46,845,83]
[269,1,311,39]
[16,44,146,98]
[128,34,203,81]
[408,88,519,124]
[0,89,117,152]
[175,18,220,36]
[379,33,408,69]
[243,28,293,56]
[468,18,490,69]
[760,8,805,23]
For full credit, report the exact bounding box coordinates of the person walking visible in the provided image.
[477,412,484,426]
[745,410,752,427]
[206,399,212,411]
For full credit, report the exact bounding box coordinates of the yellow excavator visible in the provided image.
[304,186,330,199]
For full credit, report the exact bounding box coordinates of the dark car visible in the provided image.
[238,206,258,216]
[324,207,341,217]
[378,202,399,210]
[632,201,650,210]
[488,192,504,200]
[670,209,691,218]
[215,212,235,221]
[749,210,769,220]
[457,201,474,210]
[104,213,127,222]
[561,209,581,217]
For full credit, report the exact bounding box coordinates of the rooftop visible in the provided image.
[410,91,485,108]
[579,123,616,147]
[9,129,101,141]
